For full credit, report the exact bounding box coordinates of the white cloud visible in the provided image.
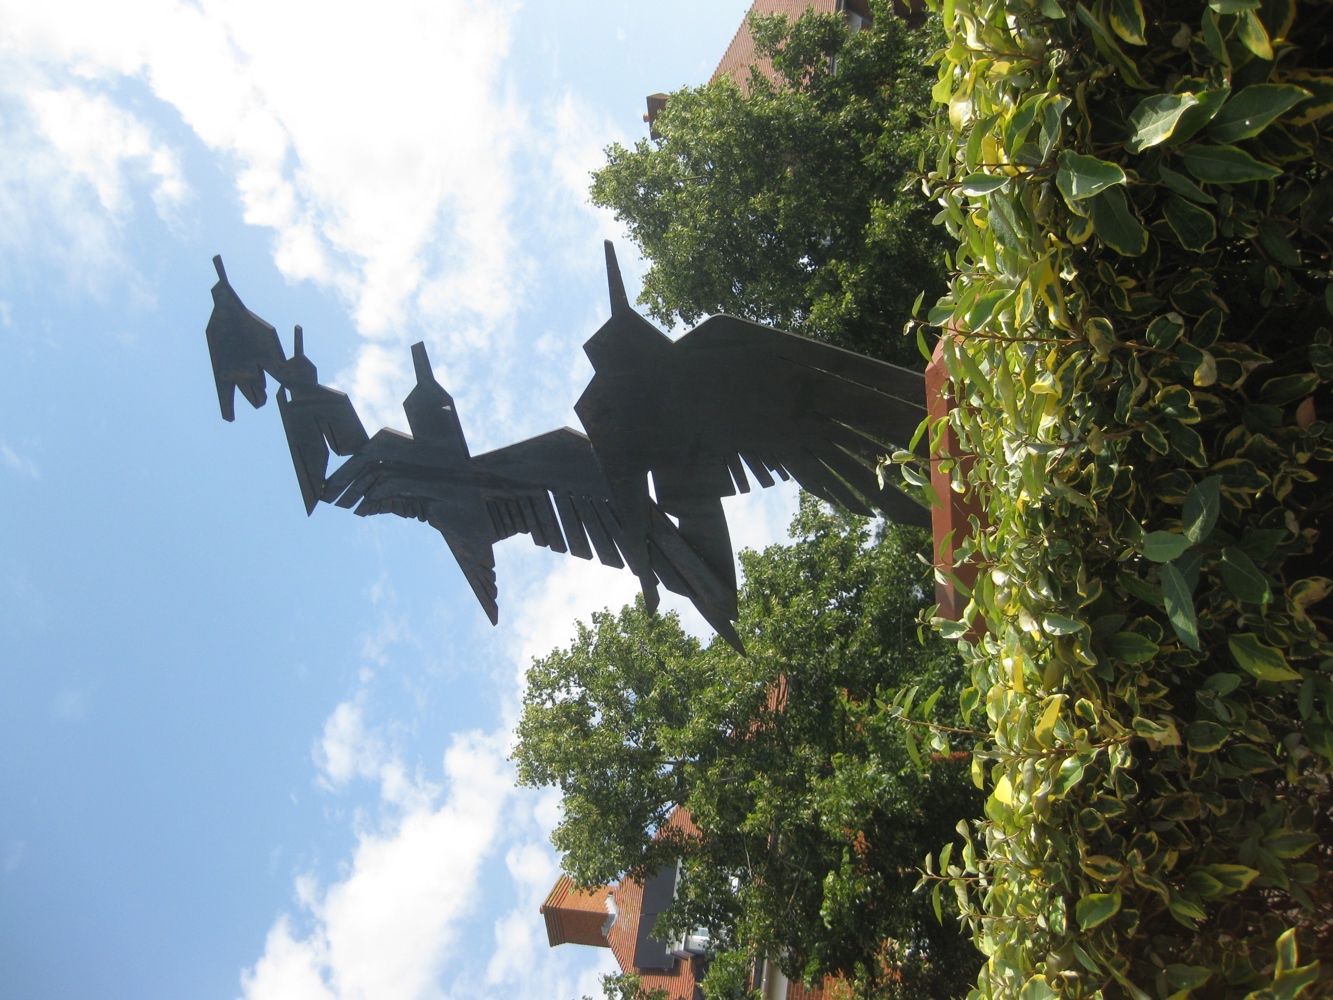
[1,8,805,1000]
[314,699,386,789]
[241,918,337,1000]
[243,729,512,1000]
[0,0,530,427]
[26,85,188,221]
[0,0,649,440]
[480,797,617,998]
[315,696,437,814]
[274,549,628,1000]
[502,547,642,689]
[0,74,131,291]
[0,442,40,479]
[245,455,798,1000]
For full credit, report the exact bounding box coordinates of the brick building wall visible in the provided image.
[541,876,613,949]
[710,0,874,93]
[540,806,845,1000]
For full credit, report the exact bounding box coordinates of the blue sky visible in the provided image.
[0,2,802,998]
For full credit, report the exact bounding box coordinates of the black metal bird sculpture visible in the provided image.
[205,245,929,650]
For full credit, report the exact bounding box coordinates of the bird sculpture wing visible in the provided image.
[577,241,930,528]
[321,420,740,646]
[318,424,632,624]
[472,428,744,650]
[659,313,931,527]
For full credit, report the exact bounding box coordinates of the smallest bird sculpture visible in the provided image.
[205,244,929,651]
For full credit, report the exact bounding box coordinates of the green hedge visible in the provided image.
[910,0,1333,997]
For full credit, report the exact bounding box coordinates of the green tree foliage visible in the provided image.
[698,950,762,1000]
[516,501,982,1000]
[917,0,1333,996]
[589,2,948,363]
[584,972,669,1000]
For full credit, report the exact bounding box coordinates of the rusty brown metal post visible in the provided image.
[926,336,985,624]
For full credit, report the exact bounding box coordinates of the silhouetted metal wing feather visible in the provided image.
[471,429,621,561]
[327,426,628,567]
[436,529,500,624]
[278,382,370,514]
[478,427,744,647]
[665,313,930,527]
[318,424,505,622]
[207,261,369,513]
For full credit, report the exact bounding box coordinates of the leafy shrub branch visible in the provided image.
[916,0,1333,997]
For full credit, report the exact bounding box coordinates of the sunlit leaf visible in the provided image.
[1056,150,1127,201]
[1133,716,1181,745]
[1235,9,1273,58]
[1081,855,1124,880]
[1075,890,1122,930]
[1228,633,1302,681]
[1034,694,1066,746]
[1020,976,1058,1000]
[1108,0,1146,44]
[1126,93,1198,151]
[1052,753,1089,796]
[1193,351,1218,386]
[1166,88,1232,144]
[1291,577,1333,620]
[1042,613,1085,635]
[1183,477,1222,542]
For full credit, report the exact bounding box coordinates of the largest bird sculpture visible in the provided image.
[205,244,930,650]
